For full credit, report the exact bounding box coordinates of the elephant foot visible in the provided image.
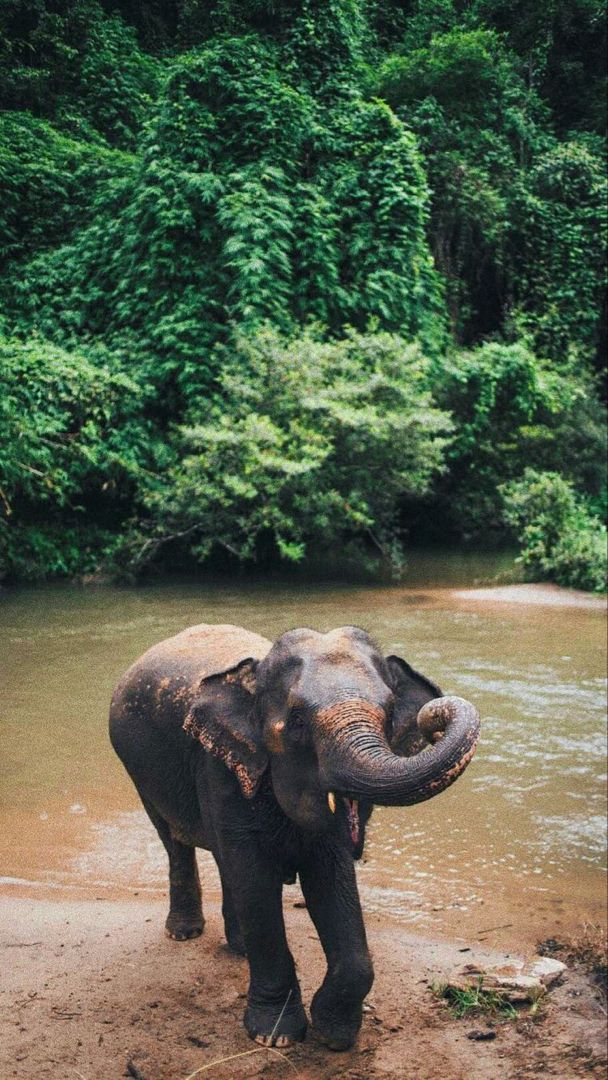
[254,1033,295,1049]
[311,1024,358,1052]
[244,995,307,1048]
[165,912,205,941]
[310,995,363,1052]
[225,931,246,956]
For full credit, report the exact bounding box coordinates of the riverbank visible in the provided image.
[450,583,606,609]
[1,895,605,1080]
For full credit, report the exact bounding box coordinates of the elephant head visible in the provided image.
[183,626,479,847]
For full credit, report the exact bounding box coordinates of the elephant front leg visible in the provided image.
[299,845,374,1051]
[219,843,307,1047]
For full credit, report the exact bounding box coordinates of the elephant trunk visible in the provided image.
[315,696,479,807]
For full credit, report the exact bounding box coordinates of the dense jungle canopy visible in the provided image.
[0,0,606,588]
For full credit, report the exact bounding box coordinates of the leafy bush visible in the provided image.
[431,342,606,538]
[122,326,451,572]
[501,470,607,592]
[0,336,160,580]
[510,138,607,366]
[0,113,130,267]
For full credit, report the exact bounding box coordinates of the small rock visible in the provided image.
[446,953,567,1003]
[527,956,567,986]
[467,1029,497,1041]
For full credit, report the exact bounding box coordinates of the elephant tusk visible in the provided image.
[327,791,336,813]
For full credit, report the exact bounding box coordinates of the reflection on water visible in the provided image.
[1,556,606,944]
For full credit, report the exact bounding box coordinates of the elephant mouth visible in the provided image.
[328,791,360,847]
[344,797,360,847]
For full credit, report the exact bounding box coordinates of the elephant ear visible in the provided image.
[385,655,443,757]
[183,658,268,798]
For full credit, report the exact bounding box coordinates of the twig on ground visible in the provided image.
[477,923,514,936]
[182,989,300,1079]
[182,1046,300,1080]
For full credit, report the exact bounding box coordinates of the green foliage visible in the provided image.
[0,1,160,145]
[0,1,605,586]
[2,522,114,582]
[370,27,539,343]
[0,113,132,267]
[0,336,161,580]
[121,326,450,572]
[501,470,607,593]
[373,27,513,117]
[510,139,607,365]
[76,12,160,146]
[371,0,607,134]
[4,31,443,392]
[369,17,606,365]
[0,0,96,113]
[432,342,607,538]
[472,0,607,134]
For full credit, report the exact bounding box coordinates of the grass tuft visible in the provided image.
[432,978,518,1020]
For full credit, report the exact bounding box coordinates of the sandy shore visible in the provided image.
[450,583,606,608]
[1,895,605,1080]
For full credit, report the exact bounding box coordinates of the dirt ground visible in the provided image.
[1,895,606,1080]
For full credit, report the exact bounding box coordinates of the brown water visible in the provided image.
[1,555,606,949]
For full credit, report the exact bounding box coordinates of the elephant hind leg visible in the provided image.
[142,798,204,941]
[217,866,246,956]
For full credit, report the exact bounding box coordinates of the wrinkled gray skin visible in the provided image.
[110,623,479,1051]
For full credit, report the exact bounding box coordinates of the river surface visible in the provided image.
[1,555,606,950]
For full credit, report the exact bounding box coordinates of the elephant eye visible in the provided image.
[288,706,312,741]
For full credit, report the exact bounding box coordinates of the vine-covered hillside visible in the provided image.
[0,1,605,588]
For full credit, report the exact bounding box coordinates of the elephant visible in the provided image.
[109,623,479,1051]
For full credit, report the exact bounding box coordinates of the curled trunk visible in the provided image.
[317,696,479,807]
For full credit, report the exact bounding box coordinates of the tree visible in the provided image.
[122,326,451,572]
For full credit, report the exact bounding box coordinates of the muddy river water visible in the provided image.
[1,555,606,950]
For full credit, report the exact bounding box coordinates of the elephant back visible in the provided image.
[136,623,271,682]
[111,623,272,724]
